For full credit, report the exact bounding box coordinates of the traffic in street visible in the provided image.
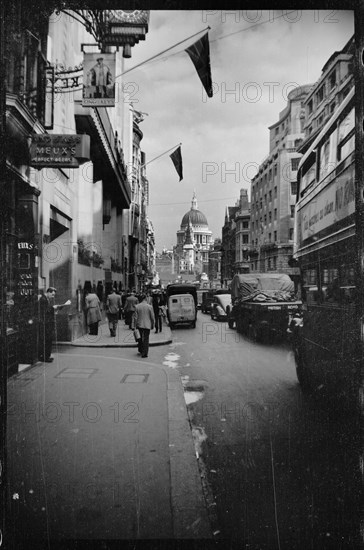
[167,311,361,549]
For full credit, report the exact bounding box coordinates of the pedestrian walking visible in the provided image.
[85,290,102,335]
[152,291,163,334]
[135,294,155,358]
[124,290,138,329]
[106,289,122,337]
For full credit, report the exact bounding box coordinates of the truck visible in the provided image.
[228,273,302,342]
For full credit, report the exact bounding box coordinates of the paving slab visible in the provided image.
[6,352,212,544]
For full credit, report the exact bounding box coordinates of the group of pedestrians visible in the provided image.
[38,286,167,364]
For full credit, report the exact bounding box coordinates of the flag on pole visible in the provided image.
[185,32,213,98]
[170,146,183,181]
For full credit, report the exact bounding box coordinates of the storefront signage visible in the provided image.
[82,52,116,107]
[30,134,90,168]
[298,163,355,246]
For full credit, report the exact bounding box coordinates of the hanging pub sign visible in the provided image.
[82,52,116,107]
[30,134,90,168]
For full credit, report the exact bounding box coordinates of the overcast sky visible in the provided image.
[120,10,354,251]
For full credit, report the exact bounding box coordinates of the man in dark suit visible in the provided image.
[38,287,57,362]
[106,289,122,337]
[135,294,155,358]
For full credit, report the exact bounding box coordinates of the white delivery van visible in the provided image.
[167,293,196,329]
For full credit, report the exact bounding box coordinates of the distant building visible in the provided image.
[221,204,239,286]
[175,192,213,277]
[208,238,222,283]
[235,189,251,274]
[250,84,312,277]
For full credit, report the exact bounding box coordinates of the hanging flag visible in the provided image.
[170,146,183,181]
[185,33,213,98]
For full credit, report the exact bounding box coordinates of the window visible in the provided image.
[274,186,277,198]
[264,194,267,203]
[275,127,279,135]
[337,107,355,161]
[269,233,271,242]
[269,212,272,223]
[273,256,277,269]
[291,182,297,195]
[329,70,336,90]
[274,165,277,176]
[269,190,272,201]
[289,228,294,240]
[308,100,313,114]
[243,221,249,229]
[274,208,277,221]
[316,85,324,104]
[291,205,295,218]
[243,234,249,244]
[274,231,277,241]
[291,158,300,171]
[252,222,254,231]
[264,215,267,224]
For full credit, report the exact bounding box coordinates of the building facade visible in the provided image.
[234,189,251,274]
[299,36,354,155]
[221,205,239,286]
[2,6,152,371]
[250,85,312,277]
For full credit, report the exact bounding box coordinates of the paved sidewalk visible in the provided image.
[7,350,212,544]
[57,319,172,348]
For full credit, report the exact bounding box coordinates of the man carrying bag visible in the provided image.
[134,294,155,358]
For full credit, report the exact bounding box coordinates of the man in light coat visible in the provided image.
[135,294,155,358]
[106,290,122,337]
[124,290,139,329]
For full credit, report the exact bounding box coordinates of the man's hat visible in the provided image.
[97,57,103,61]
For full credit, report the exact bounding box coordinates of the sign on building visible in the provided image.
[82,52,116,107]
[30,134,90,168]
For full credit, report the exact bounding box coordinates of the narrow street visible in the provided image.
[165,312,361,549]
[6,314,361,548]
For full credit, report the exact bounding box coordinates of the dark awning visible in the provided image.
[74,101,131,210]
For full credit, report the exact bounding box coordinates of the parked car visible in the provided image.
[210,294,232,321]
[201,290,214,314]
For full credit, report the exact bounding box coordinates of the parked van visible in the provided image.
[166,284,197,329]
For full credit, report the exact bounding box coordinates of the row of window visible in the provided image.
[250,228,294,248]
[307,69,337,115]
[252,182,298,211]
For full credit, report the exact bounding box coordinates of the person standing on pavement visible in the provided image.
[124,290,138,329]
[135,294,155,358]
[38,287,57,362]
[106,289,122,337]
[85,290,102,335]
